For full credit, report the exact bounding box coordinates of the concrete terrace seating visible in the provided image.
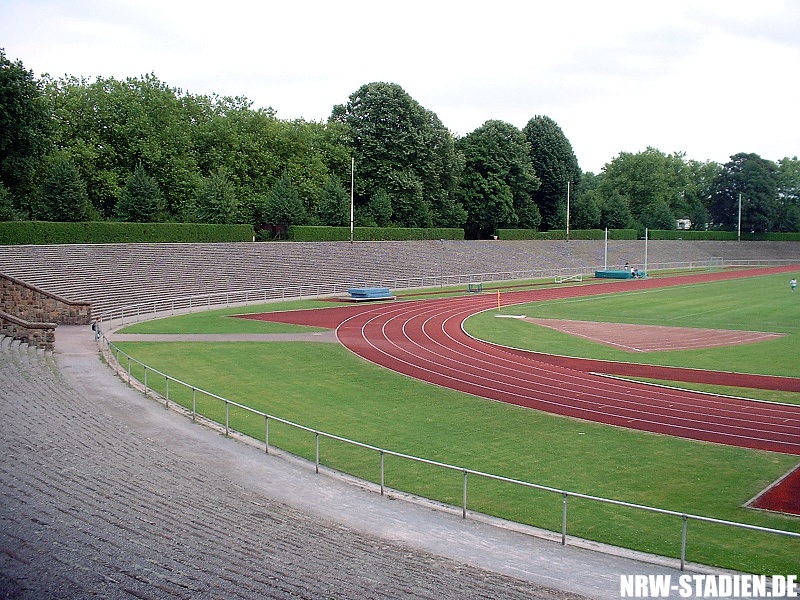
[1,240,799,316]
[0,332,549,598]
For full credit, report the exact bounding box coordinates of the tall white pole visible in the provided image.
[644,228,649,275]
[737,192,742,241]
[604,227,608,270]
[350,157,355,244]
[566,181,570,242]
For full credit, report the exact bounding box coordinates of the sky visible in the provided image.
[2,0,799,173]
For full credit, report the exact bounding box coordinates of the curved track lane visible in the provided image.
[335,268,800,455]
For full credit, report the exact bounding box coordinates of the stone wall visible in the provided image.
[0,311,56,351]
[1,273,91,325]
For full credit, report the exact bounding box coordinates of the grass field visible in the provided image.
[112,271,800,574]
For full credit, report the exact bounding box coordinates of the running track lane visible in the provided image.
[334,267,800,455]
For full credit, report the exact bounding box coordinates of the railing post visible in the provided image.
[264,416,269,454]
[165,377,169,409]
[225,402,229,436]
[144,367,148,396]
[561,492,568,545]
[680,515,688,571]
[462,470,468,519]
[127,356,131,385]
[315,432,320,474]
[192,388,196,422]
[380,451,385,496]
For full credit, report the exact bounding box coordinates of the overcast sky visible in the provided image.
[2,0,798,173]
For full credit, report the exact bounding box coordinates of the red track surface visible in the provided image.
[247,267,800,455]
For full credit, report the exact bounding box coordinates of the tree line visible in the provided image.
[2,49,798,238]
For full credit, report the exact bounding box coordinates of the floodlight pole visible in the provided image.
[566,181,570,242]
[644,228,649,274]
[604,228,608,270]
[350,157,355,244]
[737,192,742,241]
[440,238,445,288]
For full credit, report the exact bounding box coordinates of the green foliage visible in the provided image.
[261,174,307,226]
[594,148,720,232]
[0,221,253,244]
[115,162,164,222]
[192,169,238,224]
[599,189,634,229]
[640,200,676,231]
[34,154,95,221]
[2,47,794,237]
[367,189,392,227]
[457,120,541,238]
[523,115,581,230]
[288,225,464,241]
[570,191,601,229]
[0,49,52,210]
[0,182,19,221]
[317,174,350,226]
[332,82,464,228]
[46,73,200,218]
[711,153,780,232]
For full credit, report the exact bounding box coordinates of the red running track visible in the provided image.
[253,267,800,455]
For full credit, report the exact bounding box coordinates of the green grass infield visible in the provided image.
[111,272,800,574]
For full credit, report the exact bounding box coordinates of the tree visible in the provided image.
[776,156,800,232]
[596,148,717,232]
[570,192,601,229]
[116,163,164,222]
[367,189,393,227]
[641,200,676,230]
[35,154,93,221]
[522,115,581,230]
[192,169,238,224]
[0,49,51,215]
[0,181,18,220]
[331,82,464,228]
[710,153,779,232]
[599,190,633,229]
[45,73,200,218]
[261,174,307,226]
[457,120,540,238]
[317,174,350,226]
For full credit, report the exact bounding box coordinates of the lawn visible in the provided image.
[111,272,800,574]
[465,271,800,381]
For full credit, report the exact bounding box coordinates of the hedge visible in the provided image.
[288,226,465,242]
[0,221,255,245]
[497,229,638,241]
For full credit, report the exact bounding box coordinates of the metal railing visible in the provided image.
[103,338,800,572]
[96,258,798,326]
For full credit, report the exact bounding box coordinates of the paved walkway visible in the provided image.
[0,326,733,599]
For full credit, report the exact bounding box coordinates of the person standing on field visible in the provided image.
[791,278,797,292]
